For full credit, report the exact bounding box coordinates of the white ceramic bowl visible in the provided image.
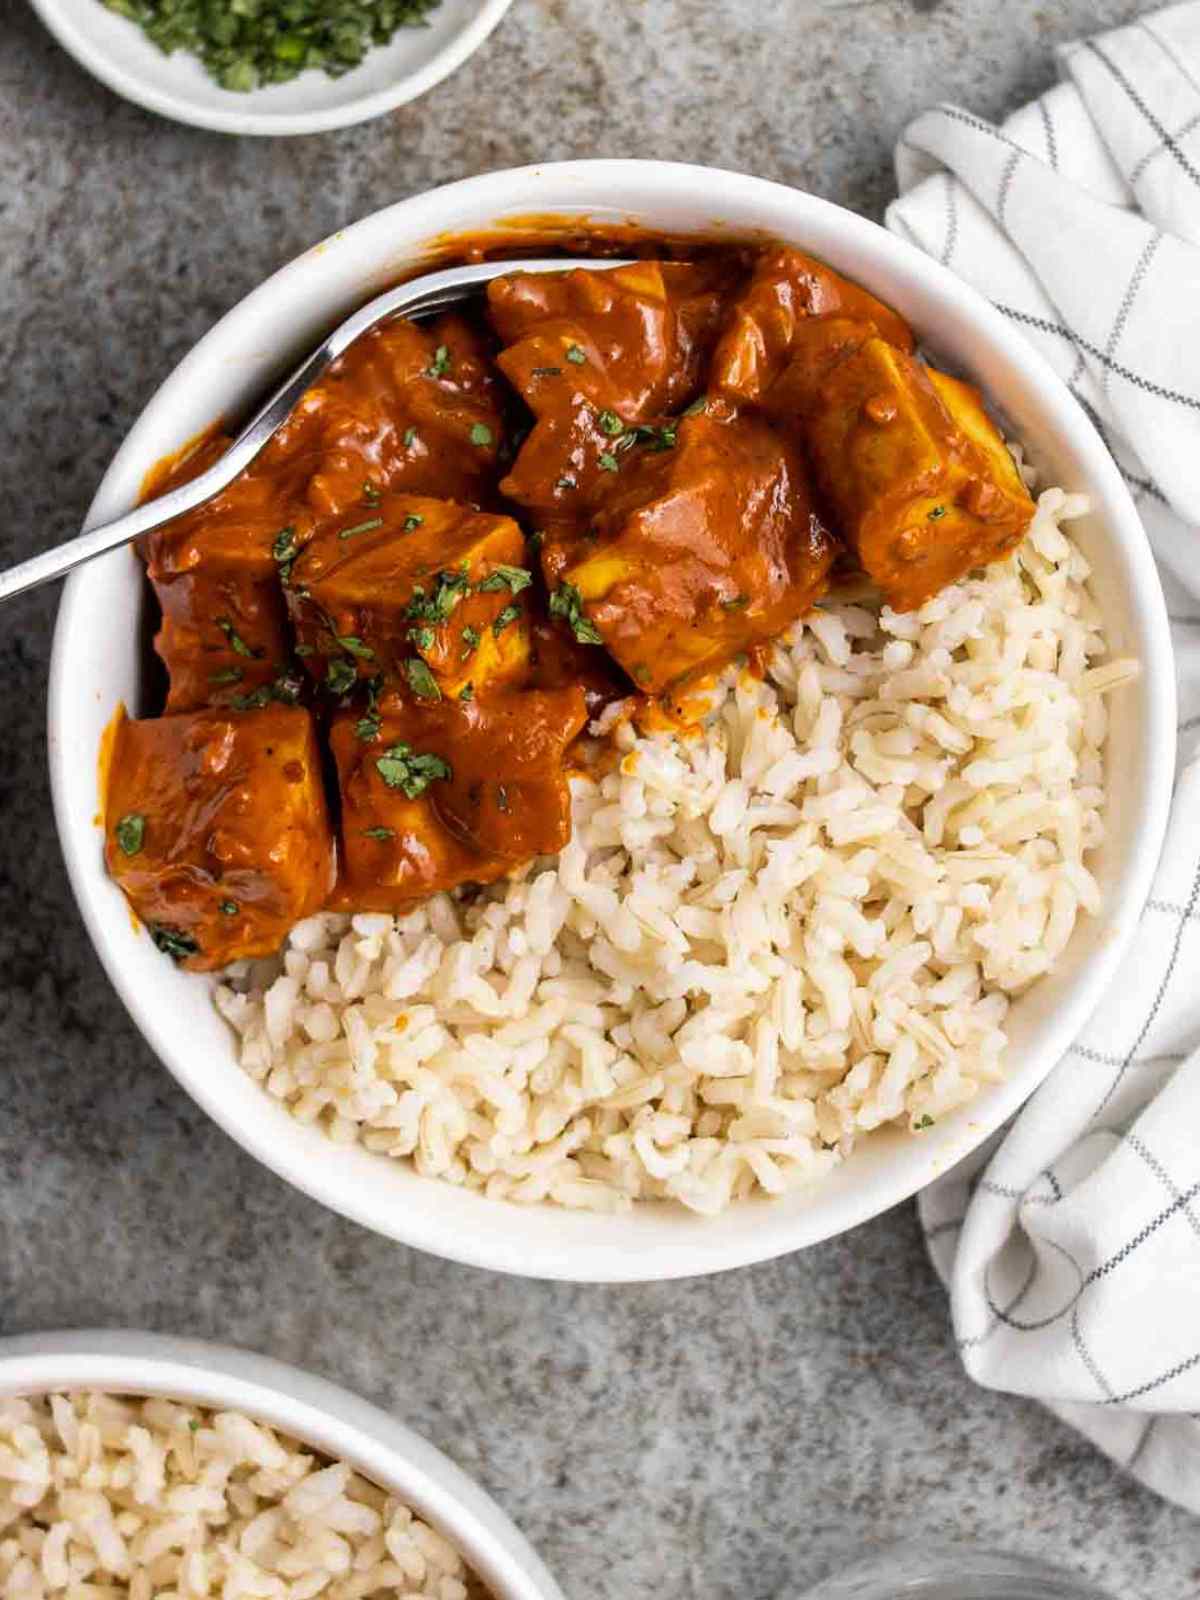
[27,0,514,136]
[0,1329,562,1600]
[49,160,1176,1282]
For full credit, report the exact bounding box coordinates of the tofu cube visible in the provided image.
[329,687,586,910]
[557,410,836,692]
[105,706,335,970]
[287,496,532,700]
[768,319,1035,611]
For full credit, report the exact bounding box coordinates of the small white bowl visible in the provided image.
[48,160,1177,1282]
[27,0,514,136]
[0,1329,563,1600]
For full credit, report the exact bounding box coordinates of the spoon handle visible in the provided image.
[0,257,629,604]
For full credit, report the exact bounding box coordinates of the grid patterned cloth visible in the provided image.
[885,1,1200,1514]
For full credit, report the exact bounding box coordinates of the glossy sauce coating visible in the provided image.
[109,234,1034,968]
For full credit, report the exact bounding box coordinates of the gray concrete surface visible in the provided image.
[2,1,1198,1595]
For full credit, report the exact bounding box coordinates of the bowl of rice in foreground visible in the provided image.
[0,1328,563,1600]
[48,161,1177,1281]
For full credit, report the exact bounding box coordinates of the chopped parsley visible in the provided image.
[115,813,145,856]
[294,643,314,658]
[362,481,381,507]
[405,569,470,623]
[335,634,375,660]
[363,826,395,841]
[928,505,947,521]
[403,426,418,448]
[151,925,199,962]
[427,344,451,378]
[682,395,709,416]
[556,475,577,491]
[492,603,522,637]
[338,516,384,541]
[229,684,272,711]
[219,900,239,916]
[409,625,437,653]
[325,657,358,696]
[403,514,424,533]
[622,422,677,453]
[375,742,452,797]
[565,344,587,365]
[97,0,447,93]
[461,624,481,651]
[478,564,532,595]
[216,616,260,658]
[404,657,442,701]
[721,594,750,612]
[914,1113,936,1130]
[549,582,602,645]
[208,667,243,685]
[597,451,620,473]
[596,409,624,437]
[469,422,494,448]
[459,681,475,701]
[354,678,383,743]
[272,526,299,572]
[632,663,652,686]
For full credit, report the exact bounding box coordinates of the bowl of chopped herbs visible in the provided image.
[28,0,515,134]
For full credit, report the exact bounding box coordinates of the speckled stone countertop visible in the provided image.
[2,1,1197,1595]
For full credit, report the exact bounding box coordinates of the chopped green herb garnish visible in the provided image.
[151,925,199,962]
[270,668,304,704]
[354,677,383,742]
[721,594,750,612]
[272,526,298,565]
[405,569,470,623]
[188,1420,201,1433]
[478,564,532,595]
[363,826,395,841]
[549,582,602,645]
[404,657,442,701]
[492,603,522,637]
[928,505,947,521]
[597,452,620,473]
[622,422,677,453]
[208,667,243,685]
[230,685,272,711]
[409,625,437,653]
[375,742,452,797]
[219,900,239,916]
[216,616,259,658]
[632,664,652,686]
[469,422,494,448]
[427,344,451,378]
[682,395,709,417]
[565,344,587,365]
[336,634,375,660]
[362,481,381,507]
[529,530,545,552]
[497,784,511,814]
[97,0,447,92]
[914,1113,936,1129]
[403,514,424,533]
[461,624,481,651]
[115,813,145,856]
[556,476,577,491]
[596,409,624,437]
[403,426,418,447]
[294,644,314,658]
[325,657,358,696]
[339,516,384,541]
[459,681,475,701]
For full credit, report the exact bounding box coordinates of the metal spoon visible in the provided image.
[0,256,633,603]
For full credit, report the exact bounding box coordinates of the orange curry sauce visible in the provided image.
[104,231,1033,970]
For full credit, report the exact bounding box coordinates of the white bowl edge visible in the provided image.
[47,160,1178,1282]
[0,1329,563,1600]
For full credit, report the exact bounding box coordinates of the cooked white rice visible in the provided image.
[0,1393,483,1600]
[217,486,1137,1215]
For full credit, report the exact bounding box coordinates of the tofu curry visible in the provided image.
[104,242,1035,971]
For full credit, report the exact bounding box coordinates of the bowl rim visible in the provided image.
[25,0,516,136]
[0,1328,564,1600]
[48,159,1178,1281]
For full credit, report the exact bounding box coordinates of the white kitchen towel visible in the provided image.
[885,1,1200,1514]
